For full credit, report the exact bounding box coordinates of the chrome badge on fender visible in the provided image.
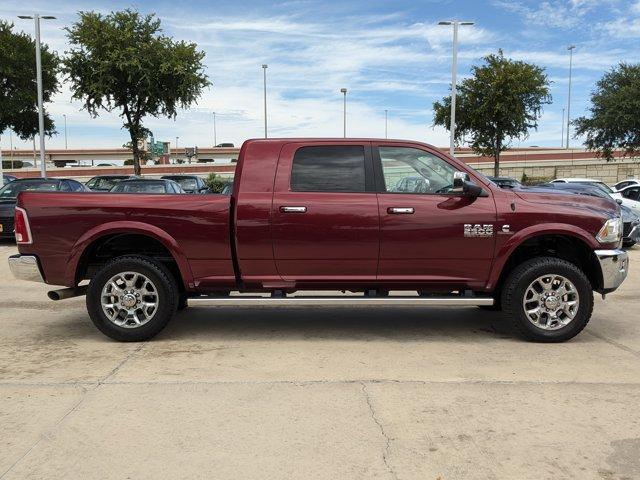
[464,224,494,237]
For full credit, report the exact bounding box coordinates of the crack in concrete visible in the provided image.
[0,343,146,479]
[3,378,640,388]
[585,330,640,359]
[361,382,398,480]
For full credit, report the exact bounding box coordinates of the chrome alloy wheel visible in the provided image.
[522,274,580,330]
[101,272,159,328]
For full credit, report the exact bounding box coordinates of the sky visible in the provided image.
[1,0,639,151]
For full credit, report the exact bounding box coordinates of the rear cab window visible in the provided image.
[290,145,368,192]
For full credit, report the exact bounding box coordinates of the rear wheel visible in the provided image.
[86,255,178,341]
[501,257,593,342]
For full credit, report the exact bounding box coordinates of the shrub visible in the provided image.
[205,172,227,193]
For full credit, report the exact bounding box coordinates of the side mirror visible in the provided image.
[452,171,486,197]
[452,171,468,194]
[616,198,623,205]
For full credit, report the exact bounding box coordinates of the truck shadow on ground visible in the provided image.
[155,305,520,342]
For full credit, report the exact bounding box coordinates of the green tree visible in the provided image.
[62,10,210,175]
[433,50,551,177]
[0,20,59,140]
[204,172,228,193]
[574,63,640,161]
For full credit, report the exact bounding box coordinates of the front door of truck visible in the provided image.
[271,142,379,284]
[374,143,497,290]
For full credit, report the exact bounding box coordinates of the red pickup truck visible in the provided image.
[8,138,629,342]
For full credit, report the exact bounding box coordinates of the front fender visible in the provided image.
[64,221,195,288]
[486,223,599,291]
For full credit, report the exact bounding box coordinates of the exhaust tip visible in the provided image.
[47,290,61,301]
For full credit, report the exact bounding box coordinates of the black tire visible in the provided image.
[177,292,189,311]
[501,256,593,343]
[86,255,178,341]
[623,240,635,248]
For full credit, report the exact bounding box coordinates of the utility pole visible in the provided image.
[262,64,268,138]
[18,14,56,177]
[566,45,576,149]
[439,20,474,157]
[213,112,217,146]
[340,88,347,137]
[63,114,68,149]
[561,108,565,148]
[385,109,388,139]
[0,134,4,185]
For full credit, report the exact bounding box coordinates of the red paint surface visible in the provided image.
[16,138,619,293]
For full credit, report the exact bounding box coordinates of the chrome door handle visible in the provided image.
[388,207,414,214]
[280,206,307,213]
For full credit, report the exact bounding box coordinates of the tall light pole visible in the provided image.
[262,64,268,138]
[384,109,388,139]
[340,88,348,137]
[0,134,4,185]
[561,108,565,148]
[439,20,474,157]
[63,114,68,149]
[175,136,179,149]
[566,45,576,149]
[18,14,56,177]
[212,112,217,146]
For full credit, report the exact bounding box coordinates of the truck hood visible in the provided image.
[513,186,620,218]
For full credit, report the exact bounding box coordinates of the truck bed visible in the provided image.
[17,192,234,288]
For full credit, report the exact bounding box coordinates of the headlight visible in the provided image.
[596,217,623,243]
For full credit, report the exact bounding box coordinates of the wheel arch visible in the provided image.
[66,222,194,290]
[488,227,602,295]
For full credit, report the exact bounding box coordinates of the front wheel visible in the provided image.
[86,255,178,341]
[501,257,593,342]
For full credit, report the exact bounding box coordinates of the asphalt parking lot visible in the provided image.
[1,240,639,480]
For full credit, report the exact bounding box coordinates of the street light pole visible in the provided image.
[262,64,268,138]
[561,108,565,148]
[566,45,576,149]
[340,88,347,137]
[439,20,474,157]
[385,109,388,139]
[63,114,68,149]
[213,112,217,147]
[18,14,56,177]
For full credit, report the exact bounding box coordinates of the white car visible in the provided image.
[551,178,616,194]
[612,179,640,192]
[550,177,637,210]
[616,184,640,215]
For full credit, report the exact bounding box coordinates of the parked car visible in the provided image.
[538,182,639,247]
[550,178,615,194]
[489,176,522,189]
[9,138,628,343]
[612,179,640,192]
[2,174,17,186]
[160,175,209,194]
[85,175,136,191]
[616,184,640,216]
[220,181,234,195]
[215,143,235,147]
[109,178,186,194]
[0,177,89,239]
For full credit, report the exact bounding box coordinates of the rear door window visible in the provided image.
[291,146,366,192]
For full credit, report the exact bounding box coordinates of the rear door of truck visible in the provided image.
[270,141,379,284]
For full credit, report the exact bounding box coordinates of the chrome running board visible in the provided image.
[188,296,494,307]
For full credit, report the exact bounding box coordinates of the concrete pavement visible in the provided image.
[1,240,639,479]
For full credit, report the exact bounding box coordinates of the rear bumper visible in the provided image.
[8,255,45,283]
[595,249,628,293]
